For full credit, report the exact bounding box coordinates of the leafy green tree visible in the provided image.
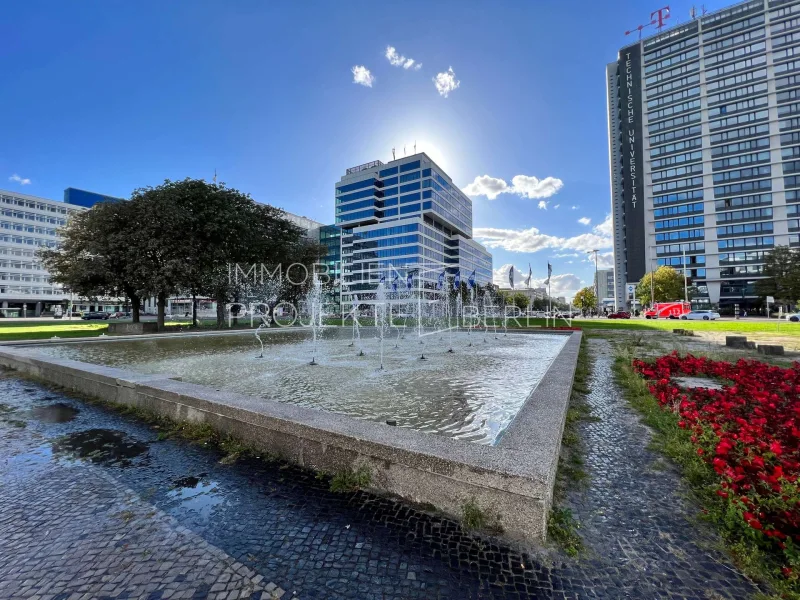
[510,292,529,311]
[755,246,800,305]
[127,178,321,330]
[531,297,547,311]
[39,200,149,322]
[573,286,597,312]
[44,178,323,331]
[636,266,688,305]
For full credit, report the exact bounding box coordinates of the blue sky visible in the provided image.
[1,0,731,299]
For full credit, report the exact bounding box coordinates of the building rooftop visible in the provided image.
[621,0,764,51]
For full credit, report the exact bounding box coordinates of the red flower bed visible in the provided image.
[633,352,800,570]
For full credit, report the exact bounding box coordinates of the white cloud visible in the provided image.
[511,175,564,199]
[596,251,615,269]
[571,205,578,210]
[538,200,548,210]
[594,213,613,236]
[433,67,460,97]
[553,252,579,258]
[385,46,422,70]
[578,217,591,225]
[461,175,509,200]
[553,204,560,210]
[474,214,614,255]
[492,264,584,298]
[351,65,374,87]
[8,174,31,185]
[462,174,564,201]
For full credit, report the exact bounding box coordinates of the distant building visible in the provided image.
[279,211,323,240]
[498,287,548,304]
[336,153,493,304]
[63,187,123,208]
[0,188,127,316]
[595,269,616,307]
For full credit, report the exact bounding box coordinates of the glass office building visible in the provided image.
[607,0,800,309]
[319,225,341,281]
[63,187,123,208]
[336,153,493,304]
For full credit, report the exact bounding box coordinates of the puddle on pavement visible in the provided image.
[173,473,208,488]
[53,429,148,465]
[30,403,79,423]
[167,473,225,519]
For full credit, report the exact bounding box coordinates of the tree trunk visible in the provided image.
[157,291,166,331]
[131,294,140,323]
[192,293,197,328]
[215,290,226,329]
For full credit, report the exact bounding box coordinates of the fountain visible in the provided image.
[304,274,324,365]
[14,264,582,546]
[348,294,364,356]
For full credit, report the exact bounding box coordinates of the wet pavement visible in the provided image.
[558,338,761,599]
[0,339,764,599]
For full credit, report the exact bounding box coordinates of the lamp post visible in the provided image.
[588,249,599,314]
[650,262,655,308]
[682,246,688,303]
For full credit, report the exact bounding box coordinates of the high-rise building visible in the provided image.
[607,0,800,310]
[336,153,492,303]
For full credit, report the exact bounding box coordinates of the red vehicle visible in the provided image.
[644,301,691,320]
[607,311,631,319]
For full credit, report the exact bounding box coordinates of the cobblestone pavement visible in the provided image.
[0,341,764,599]
[557,337,762,599]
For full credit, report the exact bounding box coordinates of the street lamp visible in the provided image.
[588,249,599,314]
[682,246,688,303]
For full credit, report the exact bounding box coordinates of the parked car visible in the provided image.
[785,313,800,322]
[81,311,110,320]
[680,310,721,321]
[607,311,631,319]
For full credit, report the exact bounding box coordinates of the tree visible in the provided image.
[39,200,149,322]
[636,266,688,306]
[755,246,800,305]
[573,286,597,312]
[510,292,529,311]
[43,178,323,331]
[126,178,322,330]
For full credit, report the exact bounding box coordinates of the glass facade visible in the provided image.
[63,187,123,208]
[335,153,492,303]
[608,0,800,308]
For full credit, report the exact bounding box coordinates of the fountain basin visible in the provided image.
[29,328,567,445]
[0,328,581,545]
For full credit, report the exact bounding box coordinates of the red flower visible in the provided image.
[633,352,800,572]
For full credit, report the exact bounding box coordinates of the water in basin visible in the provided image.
[35,328,567,445]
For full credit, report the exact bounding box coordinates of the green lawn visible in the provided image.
[547,318,800,335]
[0,322,109,341]
[0,320,186,342]
[0,315,796,342]
[326,316,800,336]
